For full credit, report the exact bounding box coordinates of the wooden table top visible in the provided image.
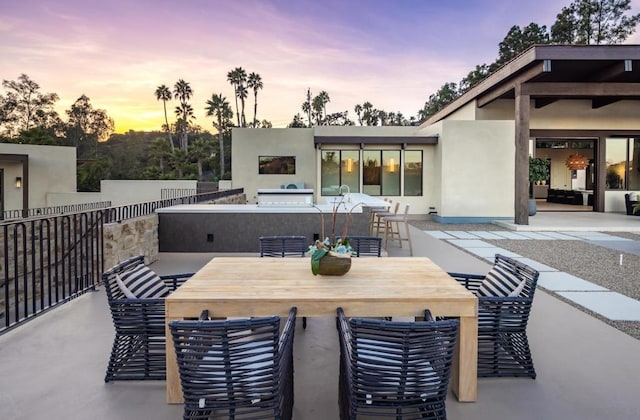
[166,257,477,318]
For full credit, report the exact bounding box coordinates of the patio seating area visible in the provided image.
[1,221,640,419]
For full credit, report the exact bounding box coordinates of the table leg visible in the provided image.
[451,315,478,402]
[166,316,183,404]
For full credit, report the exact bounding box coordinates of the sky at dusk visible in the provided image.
[3,0,640,133]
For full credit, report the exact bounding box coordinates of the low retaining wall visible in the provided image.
[104,192,246,267]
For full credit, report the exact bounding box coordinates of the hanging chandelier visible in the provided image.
[565,153,588,170]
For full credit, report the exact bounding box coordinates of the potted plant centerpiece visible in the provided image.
[308,195,360,276]
[528,157,549,216]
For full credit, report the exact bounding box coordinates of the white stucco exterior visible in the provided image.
[0,143,77,212]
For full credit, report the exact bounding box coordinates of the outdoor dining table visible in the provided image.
[165,256,478,403]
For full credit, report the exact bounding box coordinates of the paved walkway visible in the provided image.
[425,229,640,322]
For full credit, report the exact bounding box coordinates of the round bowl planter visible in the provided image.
[316,253,352,276]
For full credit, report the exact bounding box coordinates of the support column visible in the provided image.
[514,84,530,225]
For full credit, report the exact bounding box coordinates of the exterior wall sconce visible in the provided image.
[346,158,353,173]
[15,177,22,188]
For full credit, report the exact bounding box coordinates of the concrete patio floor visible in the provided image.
[1,218,640,419]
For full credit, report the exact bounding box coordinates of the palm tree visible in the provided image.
[354,104,363,126]
[169,148,190,178]
[317,91,330,123]
[173,79,194,150]
[237,84,248,127]
[189,137,213,180]
[302,100,312,127]
[150,137,172,175]
[226,67,247,127]
[154,84,174,151]
[205,93,233,179]
[247,72,263,127]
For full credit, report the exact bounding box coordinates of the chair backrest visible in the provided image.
[169,307,297,416]
[493,254,540,300]
[259,235,307,257]
[102,255,146,300]
[337,307,458,407]
[400,203,410,221]
[348,236,382,257]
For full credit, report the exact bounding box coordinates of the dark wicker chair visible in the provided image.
[169,307,297,420]
[348,236,383,257]
[259,235,307,257]
[259,235,309,329]
[337,307,459,420]
[102,255,193,382]
[448,254,540,378]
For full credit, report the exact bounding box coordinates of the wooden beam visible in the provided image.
[521,82,640,97]
[514,84,530,225]
[534,98,557,108]
[477,62,548,108]
[592,97,621,109]
[590,60,633,81]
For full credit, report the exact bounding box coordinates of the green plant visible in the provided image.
[308,195,360,275]
[529,157,549,183]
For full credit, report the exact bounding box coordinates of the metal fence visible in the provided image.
[2,201,112,220]
[0,188,243,334]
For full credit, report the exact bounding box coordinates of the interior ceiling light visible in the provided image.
[565,153,588,170]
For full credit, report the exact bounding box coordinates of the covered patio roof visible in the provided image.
[422,44,640,225]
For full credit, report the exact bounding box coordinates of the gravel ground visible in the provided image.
[410,220,640,341]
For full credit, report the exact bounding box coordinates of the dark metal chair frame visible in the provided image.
[259,235,307,257]
[170,307,297,420]
[348,236,383,257]
[259,235,308,329]
[102,255,193,382]
[448,254,540,378]
[337,307,459,420]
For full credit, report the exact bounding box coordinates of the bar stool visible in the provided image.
[383,204,412,256]
[374,202,400,237]
[368,198,391,235]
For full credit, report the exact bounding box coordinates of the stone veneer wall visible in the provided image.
[103,192,246,268]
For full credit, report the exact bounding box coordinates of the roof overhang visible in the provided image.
[423,44,640,125]
[314,136,438,148]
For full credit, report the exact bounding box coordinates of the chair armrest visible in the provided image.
[477,296,534,329]
[447,272,485,292]
[336,307,353,357]
[423,309,435,321]
[107,298,167,333]
[277,307,297,358]
[160,272,194,291]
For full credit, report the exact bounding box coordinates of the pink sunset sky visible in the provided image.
[2,0,639,133]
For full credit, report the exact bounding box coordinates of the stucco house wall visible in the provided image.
[435,120,515,222]
[0,144,77,211]
[232,128,316,204]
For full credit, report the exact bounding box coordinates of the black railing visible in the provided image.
[0,188,244,334]
[103,188,243,223]
[1,211,105,333]
[2,201,112,220]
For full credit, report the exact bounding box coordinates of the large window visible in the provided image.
[363,150,400,196]
[321,148,424,197]
[606,138,640,190]
[404,150,423,196]
[321,150,359,196]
